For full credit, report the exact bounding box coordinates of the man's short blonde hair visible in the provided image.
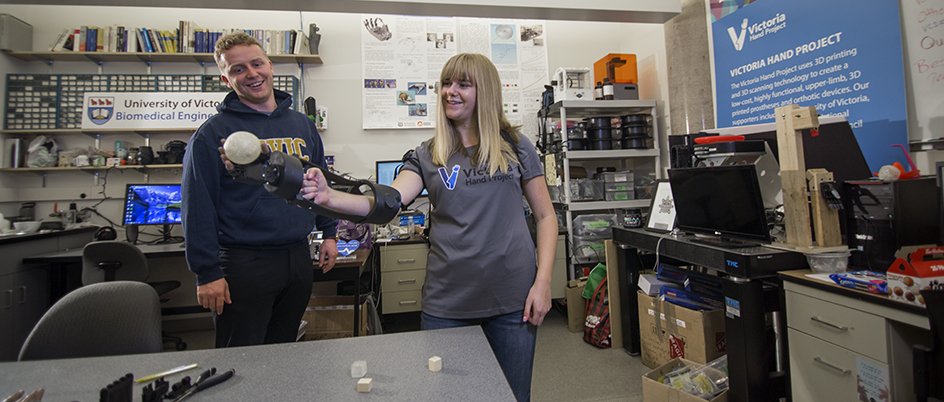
[213,32,266,71]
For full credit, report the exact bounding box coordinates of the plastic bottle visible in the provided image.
[602,78,615,100]
[594,81,604,100]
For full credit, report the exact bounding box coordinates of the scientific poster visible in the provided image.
[712,0,908,171]
[457,18,550,141]
[360,15,549,137]
[360,15,457,129]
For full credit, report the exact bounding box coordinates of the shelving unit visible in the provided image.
[540,99,662,279]
[2,50,323,65]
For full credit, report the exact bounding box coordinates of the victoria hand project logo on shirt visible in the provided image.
[438,165,460,190]
[87,96,114,125]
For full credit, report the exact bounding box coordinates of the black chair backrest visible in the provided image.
[18,281,163,361]
[82,241,149,285]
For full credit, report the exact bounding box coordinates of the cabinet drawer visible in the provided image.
[381,269,426,292]
[381,245,428,272]
[788,329,888,402]
[785,290,886,362]
[382,290,423,313]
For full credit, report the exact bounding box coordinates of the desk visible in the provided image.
[612,227,807,402]
[0,326,516,401]
[780,270,930,402]
[23,244,372,335]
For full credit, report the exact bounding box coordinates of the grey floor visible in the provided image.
[165,306,651,402]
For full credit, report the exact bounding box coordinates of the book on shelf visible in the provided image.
[49,28,70,51]
[60,32,75,52]
[86,27,98,53]
[72,27,81,51]
[294,29,309,55]
[147,29,164,52]
[137,28,152,52]
[95,26,104,52]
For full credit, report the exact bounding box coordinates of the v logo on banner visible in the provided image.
[728,18,748,51]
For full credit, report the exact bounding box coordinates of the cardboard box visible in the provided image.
[642,358,728,402]
[887,246,944,306]
[637,291,726,369]
[302,296,368,341]
[566,278,588,333]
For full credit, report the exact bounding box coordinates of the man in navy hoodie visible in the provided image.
[182,32,338,347]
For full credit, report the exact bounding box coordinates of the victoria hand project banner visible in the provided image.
[712,0,908,171]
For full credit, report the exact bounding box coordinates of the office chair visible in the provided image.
[82,240,187,351]
[915,288,944,402]
[18,281,163,361]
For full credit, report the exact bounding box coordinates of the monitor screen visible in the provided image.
[668,164,770,244]
[121,184,183,226]
[376,160,427,196]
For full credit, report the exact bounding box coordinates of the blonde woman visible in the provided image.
[302,53,556,402]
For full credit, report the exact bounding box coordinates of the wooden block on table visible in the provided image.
[429,356,442,372]
[357,378,372,392]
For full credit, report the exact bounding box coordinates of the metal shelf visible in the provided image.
[539,99,657,119]
[567,199,651,211]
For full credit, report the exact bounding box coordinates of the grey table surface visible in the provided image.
[0,326,515,401]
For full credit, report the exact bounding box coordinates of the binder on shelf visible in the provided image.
[95,26,103,51]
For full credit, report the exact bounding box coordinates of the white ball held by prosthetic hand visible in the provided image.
[223,131,262,165]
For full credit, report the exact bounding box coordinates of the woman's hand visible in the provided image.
[301,167,331,205]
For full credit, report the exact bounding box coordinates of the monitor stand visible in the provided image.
[688,236,759,249]
[158,223,173,244]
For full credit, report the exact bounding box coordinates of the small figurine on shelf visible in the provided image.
[308,23,321,55]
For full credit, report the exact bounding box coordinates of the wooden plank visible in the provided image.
[806,169,842,247]
[605,240,623,350]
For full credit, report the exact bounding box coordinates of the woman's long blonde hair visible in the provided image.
[431,53,522,176]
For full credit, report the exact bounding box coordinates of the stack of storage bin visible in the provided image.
[601,171,635,201]
[572,214,619,263]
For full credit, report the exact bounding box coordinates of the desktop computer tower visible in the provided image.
[843,177,940,271]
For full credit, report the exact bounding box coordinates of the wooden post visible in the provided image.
[775,104,819,248]
[806,169,843,247]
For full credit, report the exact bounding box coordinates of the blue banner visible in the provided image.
[713,0,908,172]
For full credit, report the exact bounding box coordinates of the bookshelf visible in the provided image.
[2,50,323,65]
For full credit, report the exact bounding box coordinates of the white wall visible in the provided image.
[0,5,669,228]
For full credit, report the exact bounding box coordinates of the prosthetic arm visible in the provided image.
[226,135,402,224]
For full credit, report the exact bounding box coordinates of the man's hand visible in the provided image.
[319,238,339,273]
[197,278,231,315]
[218,138,269,172]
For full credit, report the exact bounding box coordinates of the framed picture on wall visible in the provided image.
[645,180,676,232]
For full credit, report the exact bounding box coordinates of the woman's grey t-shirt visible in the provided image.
[403,137,544,319]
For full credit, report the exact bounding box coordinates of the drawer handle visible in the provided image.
[398,279,417,283]
[397,259,415,263]
[18,286,26,304]
[810,316,849,331]
[813,356,851,374]
[399,300,418,305]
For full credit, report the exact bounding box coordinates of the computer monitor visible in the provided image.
[121,183,182,242]
[669,164,771,247]
[376,160,427,196]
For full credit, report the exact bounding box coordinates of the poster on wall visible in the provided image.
[712,0,908,172]
[900,0,944,143]
[360,15,457,129]
[457,18,550,142]
[81,92,224,129]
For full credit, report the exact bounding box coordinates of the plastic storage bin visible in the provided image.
[569,179,604,201]
[572,214,619,237]
[600,171,634,184]
[573,234,608,263]
[605,190,634,201]
[605,182,633,192]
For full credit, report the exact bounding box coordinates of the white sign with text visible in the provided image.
[82,92,226,129]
